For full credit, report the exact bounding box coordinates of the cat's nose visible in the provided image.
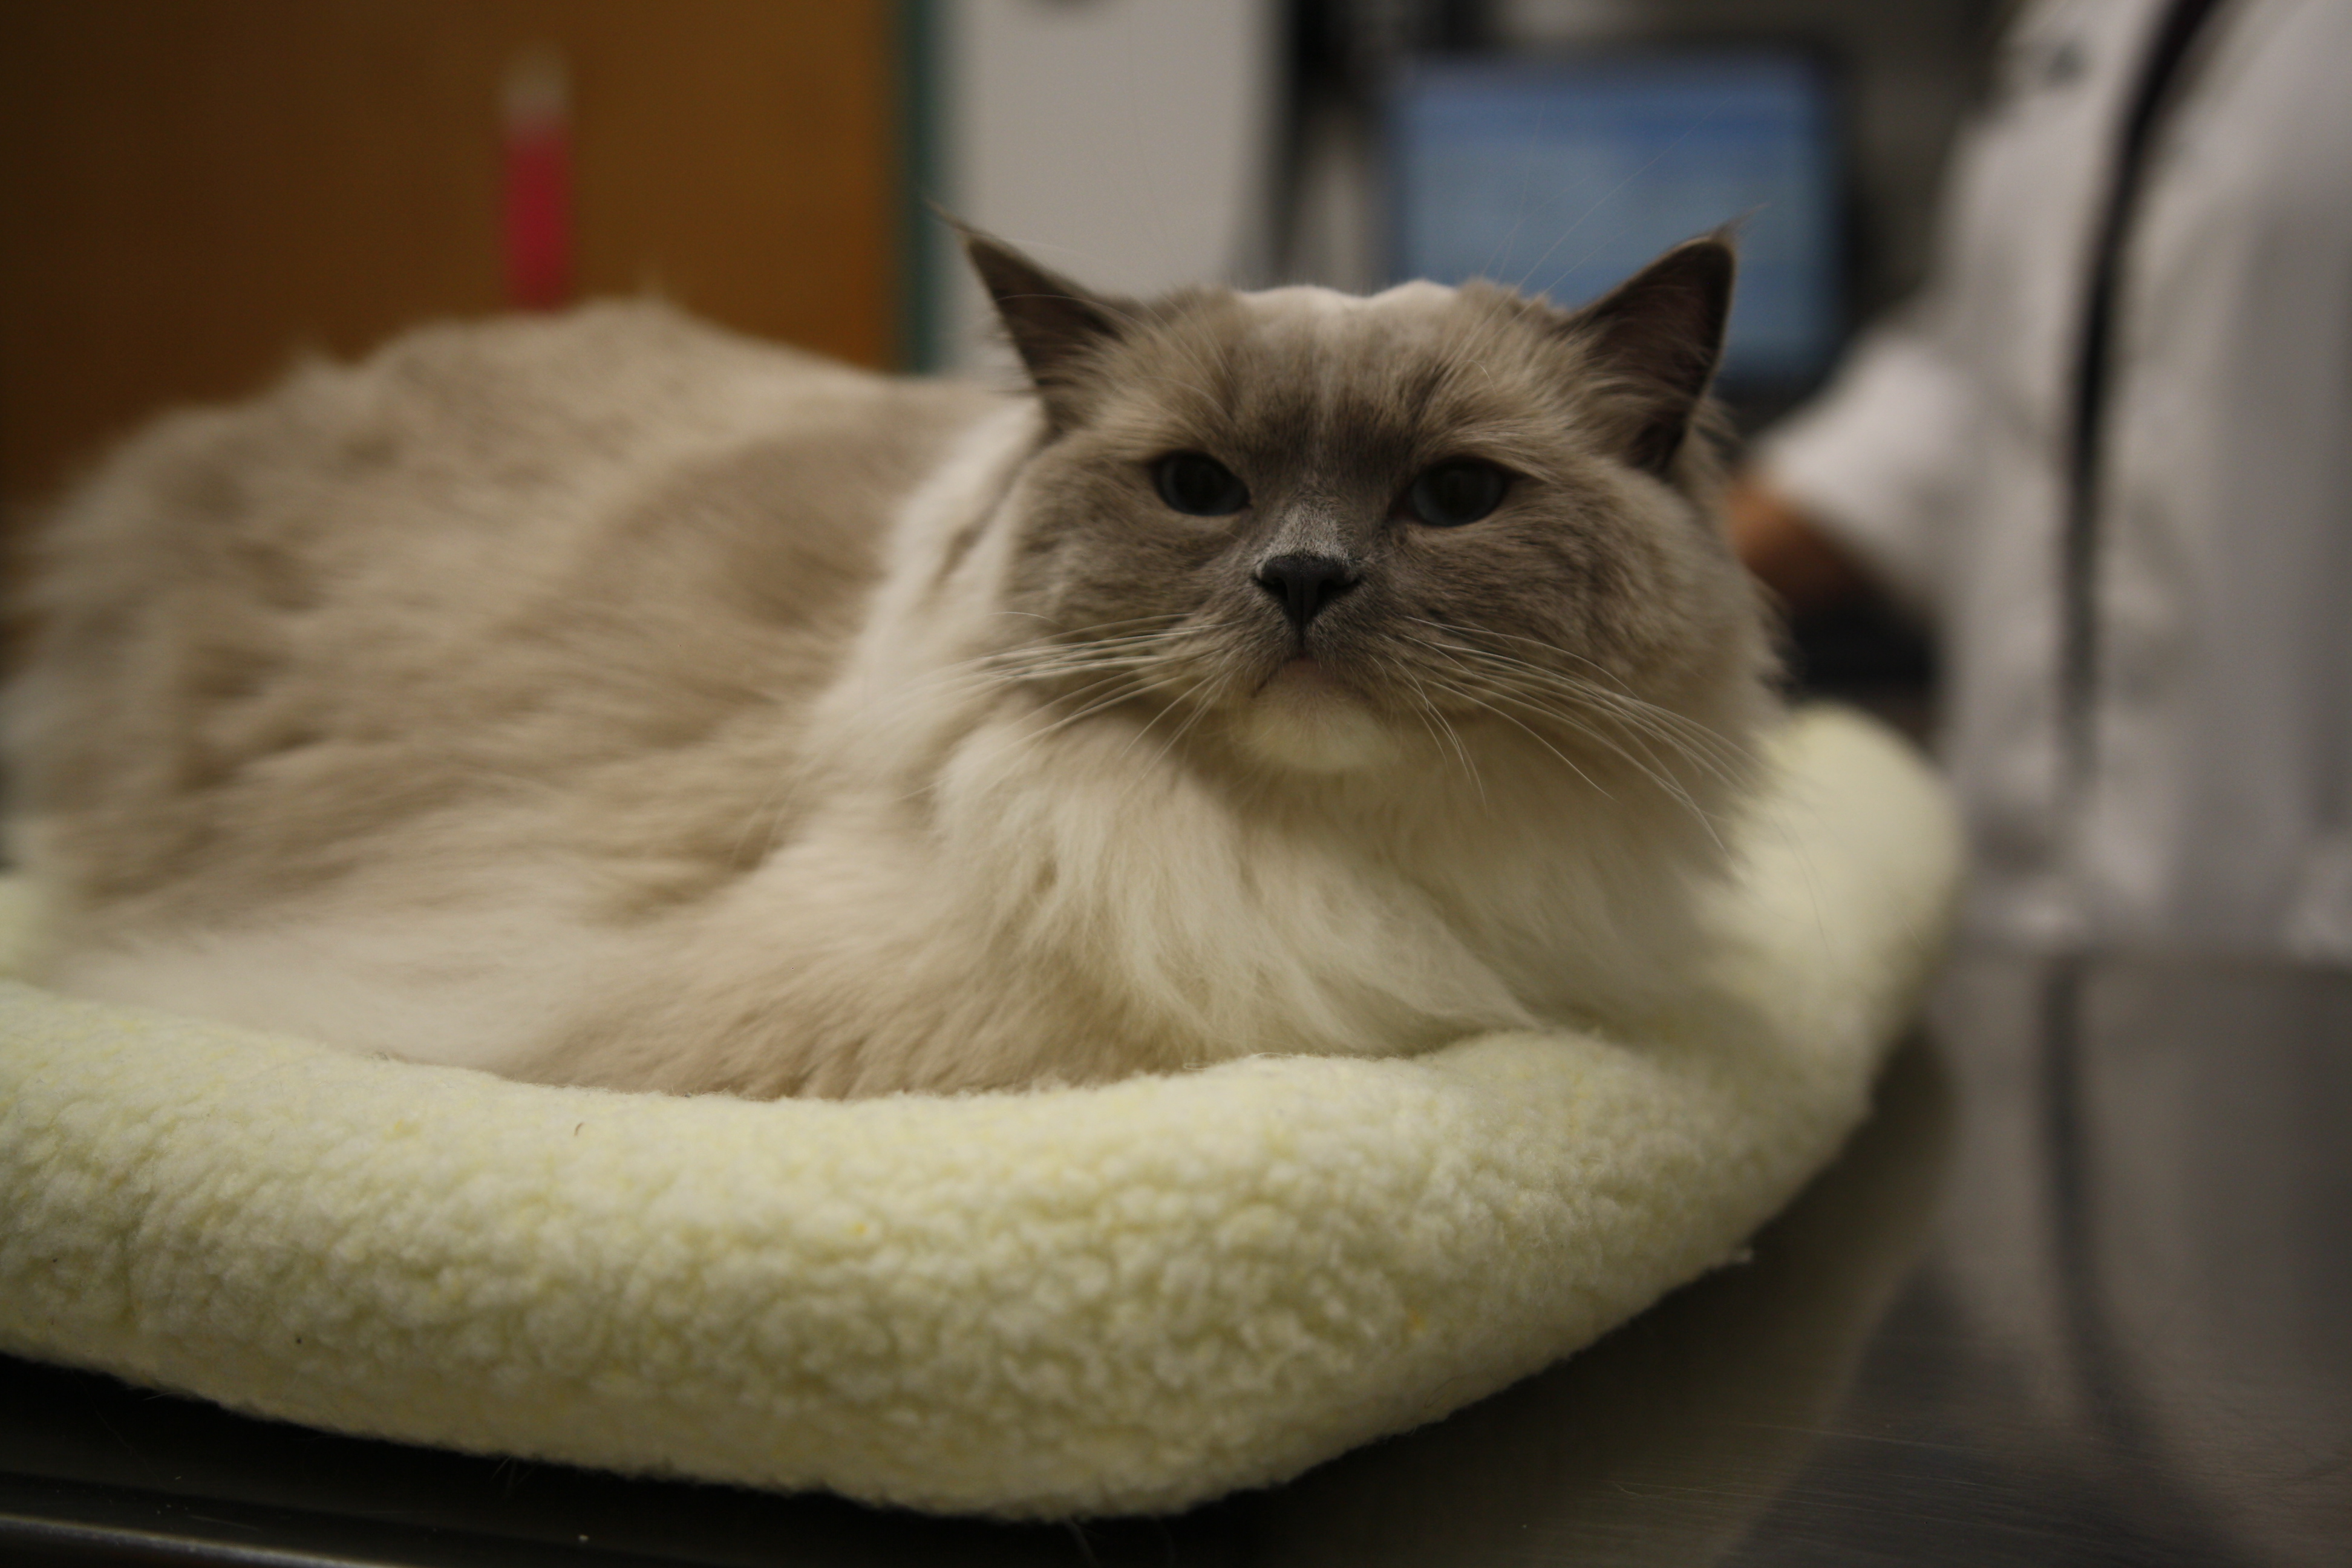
[1255,553,1361,629]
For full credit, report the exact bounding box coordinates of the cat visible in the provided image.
[4,230,1777,1098]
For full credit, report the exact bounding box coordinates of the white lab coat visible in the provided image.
[1761,0,2352,960]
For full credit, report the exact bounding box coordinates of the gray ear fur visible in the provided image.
[957,226,1134,425]
[1564,236,1735,477]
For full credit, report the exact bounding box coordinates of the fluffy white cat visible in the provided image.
[6,232,1775,1096]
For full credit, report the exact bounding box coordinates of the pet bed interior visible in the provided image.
[0,705,1959,1519]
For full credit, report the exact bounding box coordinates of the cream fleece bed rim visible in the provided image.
[0,706,1958,1520]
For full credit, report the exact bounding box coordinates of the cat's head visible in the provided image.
[963,230,1774,782]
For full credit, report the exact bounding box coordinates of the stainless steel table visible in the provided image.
[5,951,2345,1565]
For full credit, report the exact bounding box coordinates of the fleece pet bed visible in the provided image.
[0,706,1958,1519]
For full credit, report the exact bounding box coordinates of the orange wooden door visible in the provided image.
[0,0,899,513]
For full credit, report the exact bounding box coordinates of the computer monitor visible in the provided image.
[1389,50,1843,394]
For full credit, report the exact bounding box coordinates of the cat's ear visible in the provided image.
[958,225,1132,426]
[1561,236,1734,477]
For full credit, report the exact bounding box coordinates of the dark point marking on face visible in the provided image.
[1558,236,1734,477]
[956,231,1762,741]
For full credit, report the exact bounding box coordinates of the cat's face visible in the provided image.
[967,234,1771,776]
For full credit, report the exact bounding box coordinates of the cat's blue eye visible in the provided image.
[1153,452,1250,517]
[1406,460,1510,528]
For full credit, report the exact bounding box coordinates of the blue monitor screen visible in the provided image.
[1390,52,1841,388]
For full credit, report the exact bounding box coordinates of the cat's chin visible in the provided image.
[1228,659,1402,774]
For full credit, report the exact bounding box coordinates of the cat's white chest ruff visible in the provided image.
[1230,659,1404,773]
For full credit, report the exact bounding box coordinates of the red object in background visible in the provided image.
[501,48,573,310]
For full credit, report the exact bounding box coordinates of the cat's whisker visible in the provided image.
[1122,700,1195,775]
[960,633,1192,690]
[869,619,1195,703]
[1073,687,1195,817]
[1443,658,1745,790]
[991,620,1202,658]
[1400,616,1639,703]
[1400,616,1652,698]
[991,609,1190,633]
[1414,670,1614,802]
[996,627,1221,689]
[1477,685,1730,849]
[1420,701,1489,812]
[1023,675,1163,741]
[834,660,1029,726]
[984,650,1172,683]
[1388,663,1488,811]
[1403,635,1730,840]
[1423,659,1731,846]
[1399,621,1751,784]
[1486,663,1748,790]
[985,628,1182,661]
[1109,666,1219,771]
[1505,100,1723,297]
[981,656,1187,704]
[1117,668,1241,799]
[1401,616,1750,757]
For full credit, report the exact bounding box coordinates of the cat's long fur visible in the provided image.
[7,236,1776,1097]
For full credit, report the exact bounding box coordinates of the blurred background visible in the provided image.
[0,0,1996,506]
[8,11,2351,1563]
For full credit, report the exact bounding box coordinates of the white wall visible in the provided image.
[932,0,1282,374]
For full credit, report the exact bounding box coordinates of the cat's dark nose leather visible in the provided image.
[1256,554,1361,629]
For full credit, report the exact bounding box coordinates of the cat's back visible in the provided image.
[10,302,1001,919]
[24,301,991,643]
